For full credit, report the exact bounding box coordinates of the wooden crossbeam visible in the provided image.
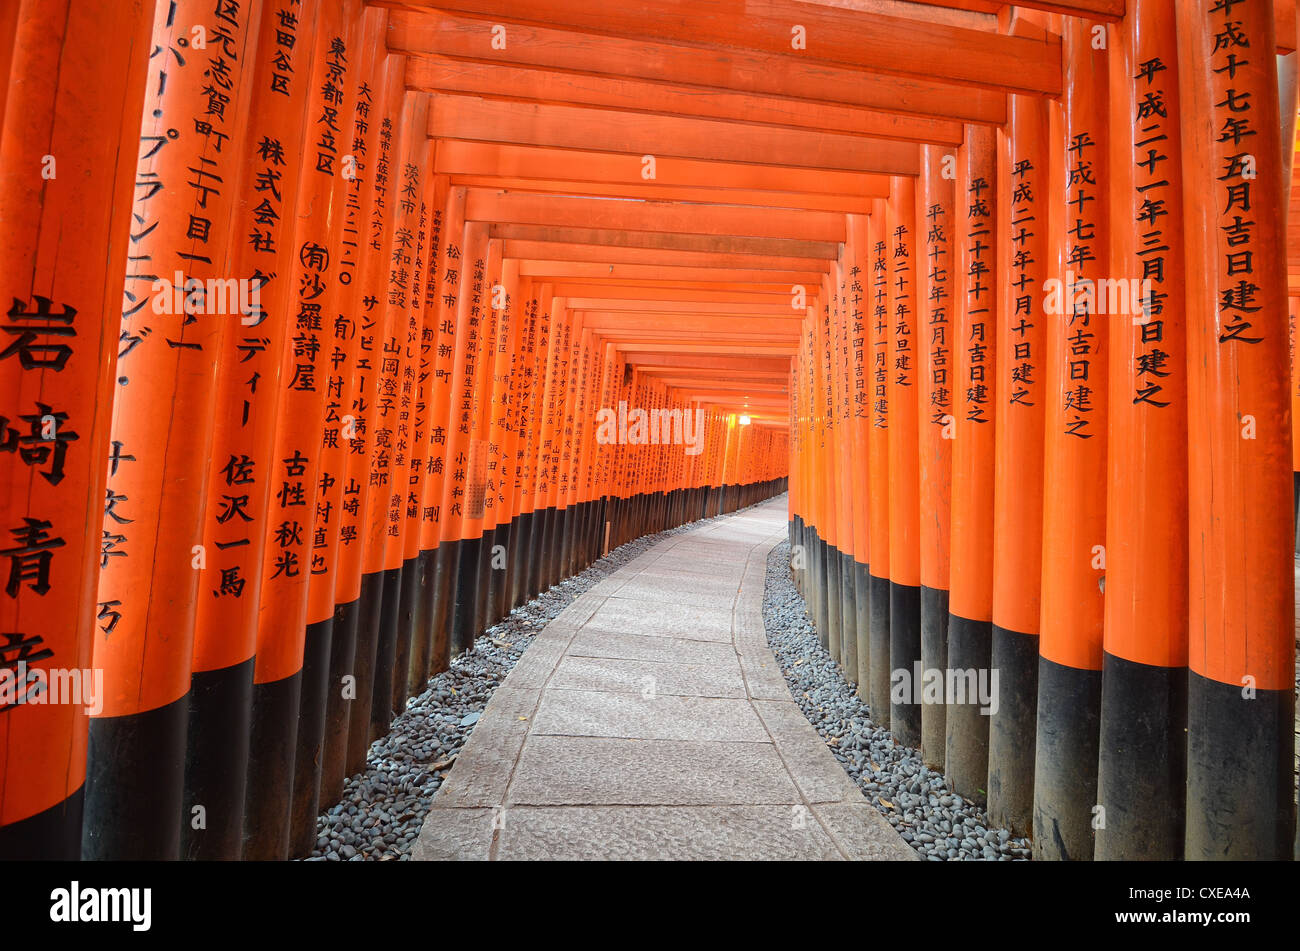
[407,56,965,144]
[450,177,875,214]
[434,141,887,197]
[516,261,823,284]
[397,1,1061,95]
[387,9,1008,124]
[429,96,921,174]
[505,241,834,272]
[468,191,846,242]
[491,224,839,259]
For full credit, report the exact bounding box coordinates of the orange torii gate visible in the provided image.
[0,0,1296,866]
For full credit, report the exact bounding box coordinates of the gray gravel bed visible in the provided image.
[305,503,765,861]
[762,539,1032,861]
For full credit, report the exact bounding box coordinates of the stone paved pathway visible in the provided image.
[413,498,915,860]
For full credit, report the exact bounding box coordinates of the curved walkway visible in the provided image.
[413,498,915,861]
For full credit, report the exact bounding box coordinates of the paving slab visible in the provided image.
[415,497,916,861]
[549,654,747,698]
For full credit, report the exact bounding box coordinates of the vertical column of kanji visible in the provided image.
[184,0,320,861]
[501,278,535,607]
[85,0,258,861]
[834,254,858,677]
[408,174,455,690]
[568,327,597,572]
[794,322,811,599]
[807,288,830,647]
[1034,16,1111,862]
[0,0,153,860]
[824,274,844,656]
[866,201,892,728]
[917,146,955,772]
[479,254,514,627]
[1094,0,1189,861]
[526,286,559,593]
[556,311,586,578]
[517,284,552,601]
[582,329,609,561]
[845,215,872,701]
[428,215,479,668]
[483,256,519,626]
[463,239,503,638]
[1294,297,1300,554]
[288,2,373,860]
[446,224,491,653]
[422,186,467,669]
[945,124,998,805]
[391,150,442,714]
[610,367,631,542]
[1177,0,1296,859]
[341,55,404,778]
[591,341,616,558]
[541,305,574,584]
[587,332,611,554]
[294,8,382,851]
[369,93,430,753]
[240,0,354,860]
[604,359,626,545]
[886,176,921,748]
[496,268,529,618]
[987,92,1049,838]
[317,41,398,808]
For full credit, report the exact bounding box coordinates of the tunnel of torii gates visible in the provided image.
[1,0,1300,866]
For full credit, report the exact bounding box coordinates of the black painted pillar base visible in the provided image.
[919,585,949,773]
[82,694,188,860]
[290,615,334,858]
[370,566,403,745]
[0,786,83,860]
[1094,652,1186,860]
[986,624,1038,837]
[345,571,384,776]
[242,672,301,860]
[1185,670,1295,860]
[1031,656,1101,861]
[889,581,922,748]
[321,598,361,810]
[868,571,891,731]
[183,656,255,860]
[944,612,991,806]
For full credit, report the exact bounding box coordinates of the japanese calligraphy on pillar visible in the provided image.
[1062,125,1101,439]
[1205,2,1265,345]
[1007,148,1041,409]
[872,236,889,430]
[964,172,993,424]
[1129,52,1178,405]
[926,201,951,426]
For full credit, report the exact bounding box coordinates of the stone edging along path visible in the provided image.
[413,497,915,860]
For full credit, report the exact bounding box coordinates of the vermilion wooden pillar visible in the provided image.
[846,214,873,701]
[1096,0,1189,861]
[945,123,998,805]
[1035,15,1110,862]
[186,0,323,861]
[1176,0,1296,860]
[319,46,406,808]
[917,145,955,771]
[241,0,359,860]
[344,55,409,779]
[886,175,921,748]
[988,92,1049,838]
[0,0,153,860]
[866,200,892,728]
[86,0,260,861]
